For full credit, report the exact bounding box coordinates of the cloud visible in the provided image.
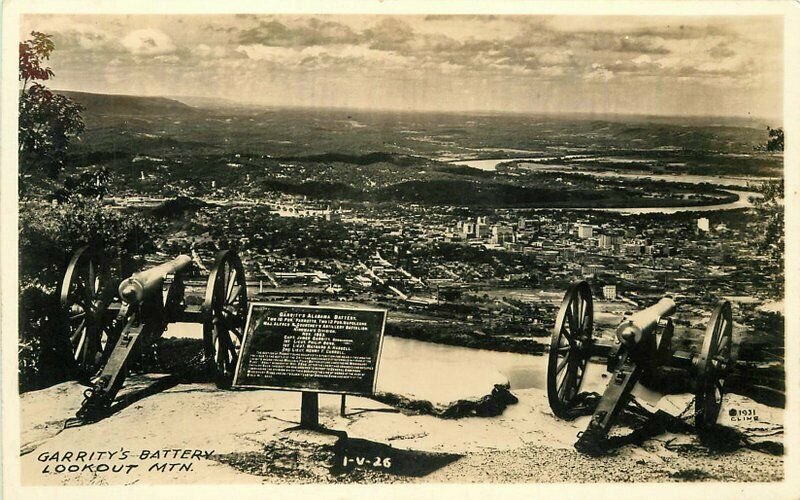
[363,18,415,50]
[539,65,566,77]
[238,18,359,47]
[539,50,573,66]
[709,43,736,59]
[654,51,753,81]
[27,14,777,100]
[120,29,176,55]
[235,43,413,71]
[195,44,230,58]
[585,63,614,81]
[153,54,180,64]
[228,16,676,80]
[47,23,118,51]
[576,32,669,54]
[235,44,299,64]
[631,23,731,40]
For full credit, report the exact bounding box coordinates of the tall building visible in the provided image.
[492,225,516,244]
[603,285,617,300]
[697,217,710,232]
[457,217,496,239]
[577,224,594,239]
[624,243,645,256]
[456,220,477,238]
[477,222,491,238]
[599,234,613,249]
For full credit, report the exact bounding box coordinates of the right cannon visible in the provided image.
[546,281,733,455]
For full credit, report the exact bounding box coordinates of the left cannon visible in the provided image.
[59,246,248,421]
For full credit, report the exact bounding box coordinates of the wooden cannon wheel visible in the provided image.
[59,246,118,379]
[547,281,594,418]
[695,300,733,429]
[203,249,248,388]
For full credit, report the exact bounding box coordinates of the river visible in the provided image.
[450,157,766,214]
[164,322,549,396]
[162,323,653,405]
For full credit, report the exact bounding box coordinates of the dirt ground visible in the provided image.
[17,372,784,485]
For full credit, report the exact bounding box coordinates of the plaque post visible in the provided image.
[300,392,319,428]
[340,395,346,417]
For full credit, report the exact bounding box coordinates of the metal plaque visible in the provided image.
[232,303,386,395]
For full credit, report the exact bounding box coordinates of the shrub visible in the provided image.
[18,198,156,390]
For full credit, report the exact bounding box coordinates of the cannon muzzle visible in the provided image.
[118,255,192,304]
[615,297,676,345]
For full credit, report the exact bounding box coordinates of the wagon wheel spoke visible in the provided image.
[572,297,581,332]
[73,328,88,359]
[712,317,722,341]
[220,328,234,357]
[79,325,95,365]
[556,353,570,374]
[74,280,88,308]
[215,325,234,365]
[89,260,98,294]
[70,317,87,341]
[226,284,242,305]
[225,268,237,299]
[558,366,575,401]
[565,302,578,337]
[226,332,240,359]
[222,265,230,303]
[580,309,592,338]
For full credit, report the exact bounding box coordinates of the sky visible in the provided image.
[21,14,783,119]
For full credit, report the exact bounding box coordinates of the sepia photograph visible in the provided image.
[1,1,796,497]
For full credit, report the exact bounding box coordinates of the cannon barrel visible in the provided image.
[615,297,676,345]
[118,255,192,304]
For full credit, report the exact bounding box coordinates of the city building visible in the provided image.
[624,243,645,256]
[603,285,617,300]
[577,224,594,239]
[492,224,516,244]
[582,264,604,276]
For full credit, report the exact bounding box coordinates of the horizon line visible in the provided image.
[52,88,783,126]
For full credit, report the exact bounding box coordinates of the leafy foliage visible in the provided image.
[755,126,784,153]
[52,167,112,202]
[18,200,157,390]
[767,127,784,152]
[18,32,85,182]
[751,179,784,292]
[18,285,71,391]
[19,31,54,85]
[20,200,157,284]
[19,84,86,177]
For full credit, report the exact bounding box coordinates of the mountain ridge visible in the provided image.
[54,90,196,116]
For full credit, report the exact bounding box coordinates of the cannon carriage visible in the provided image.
[59,246,248,421]
[547,281,733,455]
